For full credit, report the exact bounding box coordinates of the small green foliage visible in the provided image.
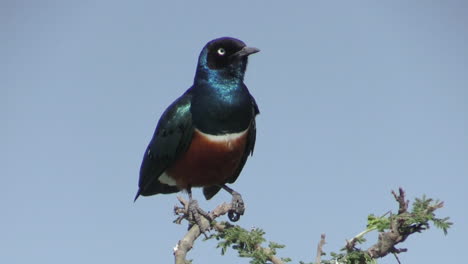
[322,251,375,264]
[215,224,265,255]
[433,216,452,235]
[367,214,391,232]
[410,196,453,235]
[268,241,285,255]
[352,236,366,245]
[345,251,374,264]
[209,222,283,264]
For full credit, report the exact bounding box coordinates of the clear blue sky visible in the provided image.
[3,1,467,263]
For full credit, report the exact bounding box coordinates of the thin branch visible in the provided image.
[366,188,412,258]
[315,234,326,264]
[173,198,285,264]
[173,197,233,264]
[392,252,402,264]
[392,188,408,215]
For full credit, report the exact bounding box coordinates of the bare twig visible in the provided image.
[315,234,326,264]
[392,188,408,215]
[392,252,402,264]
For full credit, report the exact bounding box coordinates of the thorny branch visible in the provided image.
[366,188,419,258]
[345,187,449,261]
[173,197,284,264]
[171,188,450,264]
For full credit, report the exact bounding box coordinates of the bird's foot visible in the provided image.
[174,196,212,235]
[228,191,245,222]
[188,199,212,233]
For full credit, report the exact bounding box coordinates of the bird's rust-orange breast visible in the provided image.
[166,128,249,190]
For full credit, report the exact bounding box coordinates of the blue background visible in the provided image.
[3,1,467,263]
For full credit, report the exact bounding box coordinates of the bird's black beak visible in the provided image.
[232,46,260,58]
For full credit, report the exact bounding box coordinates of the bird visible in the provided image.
[134,37,260,223]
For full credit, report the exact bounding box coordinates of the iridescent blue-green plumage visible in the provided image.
[135,37,259,201]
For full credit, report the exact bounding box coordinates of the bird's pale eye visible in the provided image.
[217,48,226,56]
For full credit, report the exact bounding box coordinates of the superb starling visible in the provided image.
[135,37,259,223]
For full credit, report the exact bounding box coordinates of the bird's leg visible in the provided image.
[221,184,245,222]
[187,186,211,233]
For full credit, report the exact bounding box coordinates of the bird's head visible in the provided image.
[195,37,260,84]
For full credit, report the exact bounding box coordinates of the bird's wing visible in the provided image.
[203,95,259,200]
[135,92,194,200]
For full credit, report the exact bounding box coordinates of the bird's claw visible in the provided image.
[228,191,245,222]
[174,197,212,235]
